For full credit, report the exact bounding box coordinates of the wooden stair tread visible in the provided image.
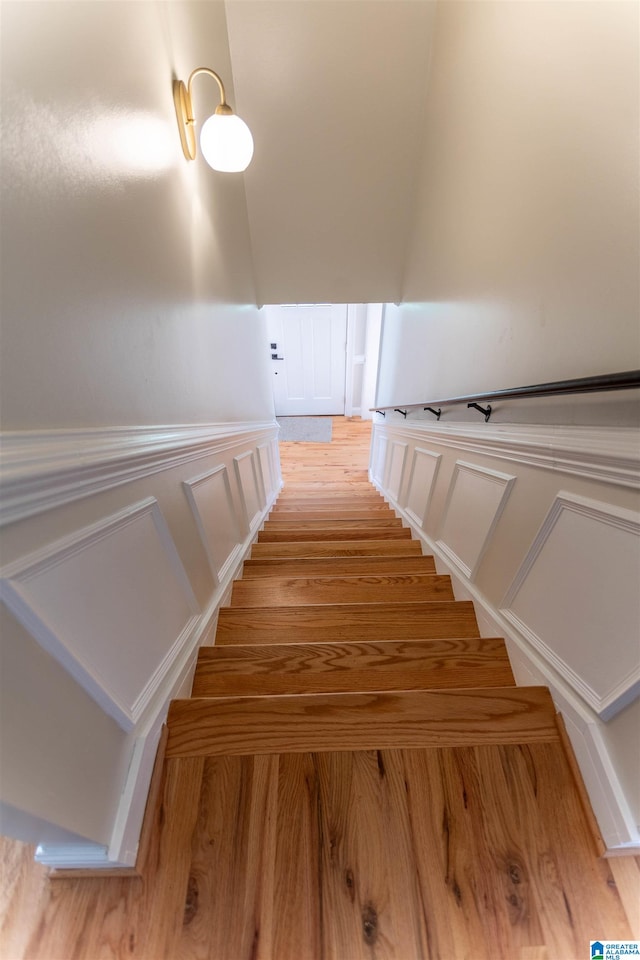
[251,539,424,558]
[241,555,437,578]
[166,687,559,757]
[257,527,413,542]
[175,742,617,960]
[275,496,386,506]
[192,637,515,697]
[230,573,454,606]
[216,600,480,644]
[269,508,393,519]
[278,490,382,499]
[263,517,402,529]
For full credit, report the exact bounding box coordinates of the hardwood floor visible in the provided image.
[177,745,632,960]
[1,417,638,959]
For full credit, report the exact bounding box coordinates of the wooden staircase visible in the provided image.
[162,436,632,958]
[2,419,636,960]
[168,488,557,759]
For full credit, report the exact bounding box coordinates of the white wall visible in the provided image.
[377,1,639,407]
[0,0,278,865]
[0,0,273,427]
[225,0,436,304]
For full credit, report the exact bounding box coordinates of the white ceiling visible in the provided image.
[225,1,437,305]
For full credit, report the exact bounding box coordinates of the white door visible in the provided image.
[266,304,347,416]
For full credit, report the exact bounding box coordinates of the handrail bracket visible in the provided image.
[468,402,492,422]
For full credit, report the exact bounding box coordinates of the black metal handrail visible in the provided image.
[372,370,640,422]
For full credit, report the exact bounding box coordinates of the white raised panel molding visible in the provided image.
[257,442,274,502]
[436,461,516,581]
[183,465,241,585]
[234,450,262,533]
[372,435,388,487]
[369,434,384,486]
[0,421,279,526]
[387,441,408,503]
[270,438,282,494]
[405,447,442,528]
[501,493,640,720]
[0,498,200,731]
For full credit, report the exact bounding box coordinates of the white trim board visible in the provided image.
[371,422,640,489]
[0,421,279,525]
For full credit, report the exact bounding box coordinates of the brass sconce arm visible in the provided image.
[174,68,219,160]
[173,66,254,171]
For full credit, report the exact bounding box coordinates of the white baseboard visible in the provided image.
[372,476,640,853]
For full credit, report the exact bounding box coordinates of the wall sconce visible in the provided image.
[173,67,254,172]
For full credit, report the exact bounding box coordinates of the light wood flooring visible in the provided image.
[1,417,639,959]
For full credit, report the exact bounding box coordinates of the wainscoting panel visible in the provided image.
[436,461,516,580]
[370,420,640,850]
[183,465,241,584]
[258,442,275,503]
[387,441,408,502]
[405,447,442,528]
[233,451,263,534]
[371,434,388,487]
[502,493,640,719]
[0,498,200,731]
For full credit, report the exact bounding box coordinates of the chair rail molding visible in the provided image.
[370,421,640,489]
[0,420,279,526]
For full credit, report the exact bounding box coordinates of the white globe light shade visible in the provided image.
[199,113,254,172]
